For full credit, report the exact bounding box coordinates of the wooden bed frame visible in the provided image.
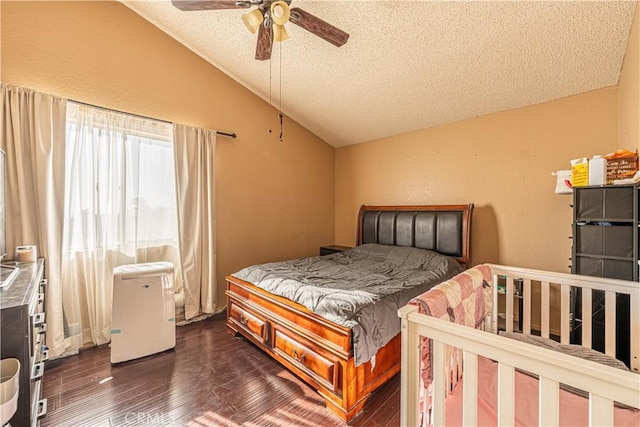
[225,204,473,422]
[399,264,640,426]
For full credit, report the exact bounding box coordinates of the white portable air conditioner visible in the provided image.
[111,262,176,363]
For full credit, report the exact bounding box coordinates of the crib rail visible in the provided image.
[399,264,640,427]
[399,306,640,426]
[490,265,639,373]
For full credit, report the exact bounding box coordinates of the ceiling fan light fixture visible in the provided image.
[273,23,290,42]
[270,1,290,26]
[171,0,350,59]
[242,9,264,34]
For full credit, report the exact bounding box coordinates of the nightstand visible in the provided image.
[319,245,352,256]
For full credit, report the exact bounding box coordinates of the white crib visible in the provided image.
[398,264,640,426]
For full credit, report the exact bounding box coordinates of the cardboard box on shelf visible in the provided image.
[606,150,638,184]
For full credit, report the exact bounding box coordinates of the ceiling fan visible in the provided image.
[171,0,349,60]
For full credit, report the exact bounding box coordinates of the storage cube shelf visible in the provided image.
[571,184,638,367]
[572,185,638,281]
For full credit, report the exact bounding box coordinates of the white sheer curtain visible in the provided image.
[62,102,182,349]
[173,124,220,320]
[0,84,68,358]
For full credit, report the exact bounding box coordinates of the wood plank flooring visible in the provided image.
[41,314,401,426]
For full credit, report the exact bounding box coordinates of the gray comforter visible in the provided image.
[232,243,462,366]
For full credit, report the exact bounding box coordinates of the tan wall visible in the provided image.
[1,1,632,315]
[619,3,640,152]
[335,87,619,273]
[1,1,335,307]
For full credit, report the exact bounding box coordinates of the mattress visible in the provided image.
[232,243,463,365]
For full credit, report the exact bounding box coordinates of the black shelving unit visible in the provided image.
[571,184,637,367]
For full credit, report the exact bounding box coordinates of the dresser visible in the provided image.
[0,259,47,427]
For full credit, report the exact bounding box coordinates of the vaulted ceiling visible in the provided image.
[120,0,637,147]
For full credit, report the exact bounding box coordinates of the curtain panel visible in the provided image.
[0,84,68,357]
[173,124,220,320]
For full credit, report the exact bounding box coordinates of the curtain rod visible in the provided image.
[68,99,237,139]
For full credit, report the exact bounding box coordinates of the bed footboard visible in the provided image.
[226,275,401,422]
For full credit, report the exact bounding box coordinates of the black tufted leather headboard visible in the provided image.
[356,204,473,267]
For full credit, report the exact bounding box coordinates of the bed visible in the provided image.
[225,204,473,422]
[398,264,640,426]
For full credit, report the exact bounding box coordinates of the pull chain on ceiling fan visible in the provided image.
[171,0,349,60]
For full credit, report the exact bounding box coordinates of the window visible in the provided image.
[63,102,178,254]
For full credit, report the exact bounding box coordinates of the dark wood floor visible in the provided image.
[41,314,401,426]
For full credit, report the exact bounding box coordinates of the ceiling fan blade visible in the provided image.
[255,24,273,60]
[171,0,251,11]
[289,7,349,47]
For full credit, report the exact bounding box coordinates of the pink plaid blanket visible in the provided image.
[409,264,493,390]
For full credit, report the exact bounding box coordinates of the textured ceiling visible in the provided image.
[120,0,637,147]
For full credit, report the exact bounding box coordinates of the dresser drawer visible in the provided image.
[38,279,47,313]
[30,312,46,360]
[228,302,268,344]
[273,327,337,391]
[30,378,47,427]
